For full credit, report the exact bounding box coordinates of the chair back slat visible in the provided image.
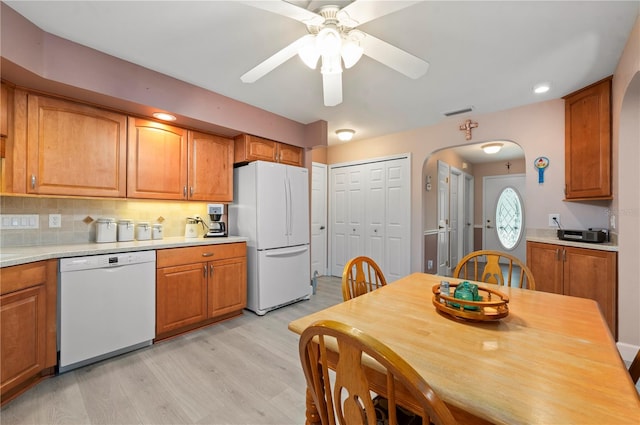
[453,250,536,290]
[299,320,458,425]
[342,256,387,301]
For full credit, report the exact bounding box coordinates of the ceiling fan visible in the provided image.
[240,0,429,107]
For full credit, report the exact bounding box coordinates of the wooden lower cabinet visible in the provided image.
[156,243,246,340]
[526,241,617,337]
[0,260,57,406]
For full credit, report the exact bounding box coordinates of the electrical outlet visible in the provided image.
[548,213,560,227]
[49,214,62,228]
[427,260,433,270]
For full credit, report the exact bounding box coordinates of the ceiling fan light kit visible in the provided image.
[336,129,355,142]
[241,1,429,107]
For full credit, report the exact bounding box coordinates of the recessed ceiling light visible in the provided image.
[533,83,551,94]
[336,129,355,142]
[152,112,177,121]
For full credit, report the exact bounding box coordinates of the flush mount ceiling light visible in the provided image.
[152,112,177,121]
[533,82,551,94]
[482,143,503,154]
[336,129,355,142]
[240,2,429,107]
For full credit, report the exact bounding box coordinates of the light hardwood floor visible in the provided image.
[1,276,343,425]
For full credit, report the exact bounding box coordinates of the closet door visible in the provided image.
[384,159,410,282]
[365,162,385,268]
[331,165,365,275]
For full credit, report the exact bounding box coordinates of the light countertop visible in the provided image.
[526,234,618,252]
[0,236,249,268]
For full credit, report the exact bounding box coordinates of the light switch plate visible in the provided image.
[0,214,39,229]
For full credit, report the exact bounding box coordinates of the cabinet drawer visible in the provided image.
[157,243,246,268]
[0,261,48,294]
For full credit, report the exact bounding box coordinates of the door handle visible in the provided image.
[320,226,325,230]
[486,225,494,229]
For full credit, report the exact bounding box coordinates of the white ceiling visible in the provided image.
[4,1,638,146]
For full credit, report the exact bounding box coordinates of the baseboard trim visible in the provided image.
[617,341,640,363]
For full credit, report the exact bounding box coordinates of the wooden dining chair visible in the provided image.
[342,256,387,301]
[452,250,536,290]
[299,320,458,425]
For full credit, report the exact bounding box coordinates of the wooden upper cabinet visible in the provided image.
[234,134,303,166]
[234,134,277,163]
[563,76,612,200]
[127,117,188,200]
[26,94,127,197]
[188,131,233,202]
[277,143,304,166]
[1,82,9,138]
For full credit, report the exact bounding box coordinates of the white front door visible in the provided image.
[311,163,327,276]
[483,174,526,263]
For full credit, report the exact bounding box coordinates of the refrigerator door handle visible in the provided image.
[283,178,290,237]
[287,176,293,236]
[264,246,309,257]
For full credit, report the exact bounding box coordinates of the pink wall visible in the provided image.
[0,4,326,149]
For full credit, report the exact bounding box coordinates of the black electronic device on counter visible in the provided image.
[557,229,608,243]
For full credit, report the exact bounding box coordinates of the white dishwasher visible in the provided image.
[58,250,156,373]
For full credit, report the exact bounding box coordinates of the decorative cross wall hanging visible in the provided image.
[459,119,478,140]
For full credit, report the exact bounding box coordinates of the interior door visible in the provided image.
[463,173,475,257]
[449,167,462,270]
[437,161,450,275]
[331,166,365,275]
[483,174,526,263]
[311,163,328,276]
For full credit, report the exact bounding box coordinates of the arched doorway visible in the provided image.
[421,141,525,275]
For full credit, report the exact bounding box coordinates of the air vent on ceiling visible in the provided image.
[443,107,474,117]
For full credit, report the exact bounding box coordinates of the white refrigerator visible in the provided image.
[230,161,311,315]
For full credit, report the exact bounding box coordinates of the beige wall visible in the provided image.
[328,99,610,275]
[612,14,640,351]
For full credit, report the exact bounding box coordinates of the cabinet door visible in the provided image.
[156,263,207,336]
[128,117,188,200]
[207,257,247,318]
[0,285,46,395]
[234,134,277,164]
[277,143,303,166]
[526,242,563,294]
[564,77,611,200]
[563,247,617,336]
[188,131,233,201]
[26,95,127,197]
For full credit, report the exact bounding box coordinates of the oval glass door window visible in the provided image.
[495,187,524,250]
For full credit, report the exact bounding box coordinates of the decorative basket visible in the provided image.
[432,283,509,321]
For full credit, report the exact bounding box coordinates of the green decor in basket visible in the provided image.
[450,281,483,310]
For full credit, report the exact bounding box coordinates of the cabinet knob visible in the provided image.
[210,264,214,276]
[190,186,194,197]
[202,252,214,257]
[183,186,187,198]
[31,175,36,189]
[203,265,207,278]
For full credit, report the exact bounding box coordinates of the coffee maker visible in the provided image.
[204,203,226,237]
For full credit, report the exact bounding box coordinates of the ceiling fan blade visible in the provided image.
[322,72,343,107]
[241,1,324,26]
[241,35,314,83]
[360,32,429,79]
[339,0,421,27]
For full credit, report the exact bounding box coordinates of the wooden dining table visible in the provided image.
[289,273,640,425]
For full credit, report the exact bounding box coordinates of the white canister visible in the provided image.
[136,222,151,241]
[152,223,163,240]
[185,219,199,238]
[117,219,134,242]
[96,218,117,243]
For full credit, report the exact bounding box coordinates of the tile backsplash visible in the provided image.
[0,196,220,248]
